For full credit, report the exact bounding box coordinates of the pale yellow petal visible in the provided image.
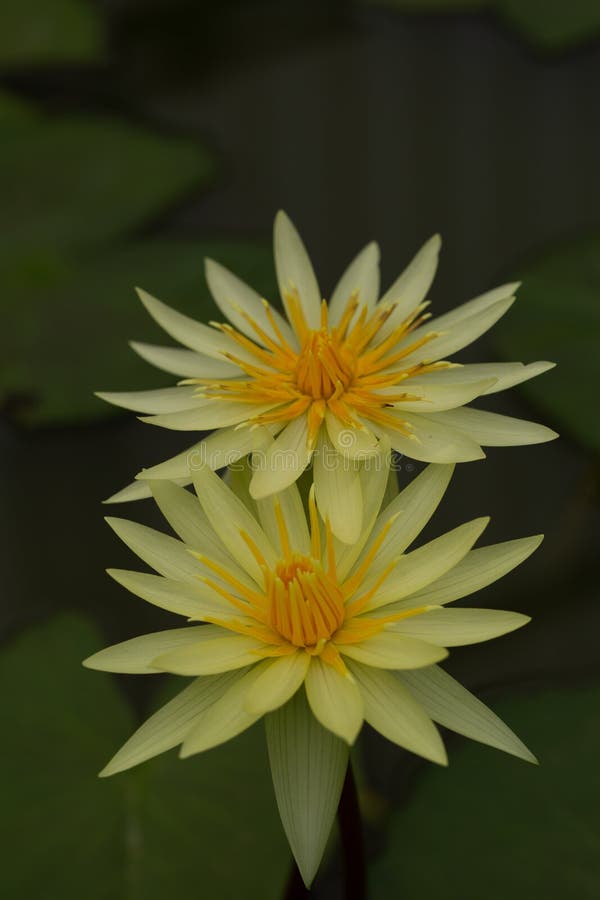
[305,658,364,744]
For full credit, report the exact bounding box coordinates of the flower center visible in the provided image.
[294,329,356,400]
[265,553,345,648]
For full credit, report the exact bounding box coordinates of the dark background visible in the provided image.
[2,1,600,898]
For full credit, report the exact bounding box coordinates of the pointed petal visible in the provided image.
[305,658,364,744]
[249,415,313,500]
[423,407,558,446]
[356,463,454,581]
[155,634,269,675]
[254,483,311,558]
[96,386,201,415]
[105,517,203,583]
[180,663,266,756]
[99,670,247,776]
[397,361,555,396]
[401,295,516,365]
[107,569,234,619]
[265,689,349,887]
[205,257,298,348]
[398,665,536,763]
[313,435,362,545]
[389,535,544,610]
[376,234,442,340]
[339,632,447,669]
[390,607,530,646]
[347,660,447,764]
[245,651,310,715]
[378,410,485,463]
[192,464,277,582]
[137,287,253,360]
[361,517,489,610]
[274,211,321,331]
[104,480,154,503]
[388,377,497,413]
[328,241,380,325]
[84,626,214,674]
[140,399,280,432]
[334,436,392,580]
[130,341,238,378]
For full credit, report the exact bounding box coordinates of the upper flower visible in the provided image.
[85,453,540,777]
[98,211,557,542]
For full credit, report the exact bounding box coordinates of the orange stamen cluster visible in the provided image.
[185,289,449,446]
[194,490,429,673]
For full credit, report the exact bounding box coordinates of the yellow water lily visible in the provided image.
[99,212,556,543]
[85,453,540,887]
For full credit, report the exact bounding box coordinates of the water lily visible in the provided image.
[99,212,556,543]
[85,452,540,884]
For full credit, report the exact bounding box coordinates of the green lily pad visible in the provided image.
[1,614,288,899]
[1,238,276,426]
[0,0,105,65]
[0,96,214,256]
[371,682,600,899]
[494,236,600,452]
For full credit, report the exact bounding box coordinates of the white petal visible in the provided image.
[313,434,362,545]
[398,665,536,762]
[433,281,521,327]
[135,424,280,483]
[274,211,321,331]
[254,484,311,557]
[137,287,254,361]
[83,625,215,674]
[400,295,515,365]
[265,689,349,887]
[249,415,313,500]
[244,651,310,715]
[149,480,254,586]
[388,535,543,610]
[347,661,447,764]
[386,377,497,413]
[155,634,268,675]
[205,257,298,349]
[130,341,239,378]
[377,410,485,462]
[105,517,203,583]
[333,437,392,580]
[423,407,558,446]
[304,658,363,744]
[192,464,277,582]
[96,386,200,415]
[180,663,266,756]
[328,241,380,325]
[325,411,379,459]
[104,480,154,503]
[140,399,280,431]
[356,463,454,580]
[361,517,489,610]
[99,670,247,776]
[338,632,447,669]
[390,607,530,646]
[107,568,233,619]
[376,234,442,341]
[398,361,555,396]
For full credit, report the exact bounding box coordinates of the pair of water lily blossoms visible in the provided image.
[86,212,557,885]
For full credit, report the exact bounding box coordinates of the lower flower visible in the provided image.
[85,450,541,883]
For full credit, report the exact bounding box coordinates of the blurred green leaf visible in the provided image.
[1,238,276,426]
[371,683,600,899]
[0,0,105,65]
[368,0,600,51]
[0,95,214,255]
[1,614,289,899]
[494,236,600,452]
